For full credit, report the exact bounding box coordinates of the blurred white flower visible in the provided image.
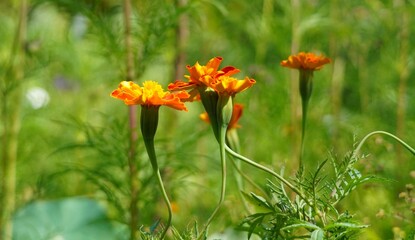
[26,87,50,109]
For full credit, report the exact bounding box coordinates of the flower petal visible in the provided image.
[111,80,188,111]
[281,52,330,70]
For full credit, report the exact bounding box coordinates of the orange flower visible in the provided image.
[280,52,330,70]
[168,57,245,98]
[111,81,189,111]
[209,75,256,96]
[200,103,244,130]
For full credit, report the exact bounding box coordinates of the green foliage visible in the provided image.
[239,147,385,239]
[1,0,415,239]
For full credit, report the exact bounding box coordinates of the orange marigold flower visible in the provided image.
[280,52,330,70]
[200,103,244,130]
[168,57,242,98]
[209,75,256,96]
[111,81,189,111]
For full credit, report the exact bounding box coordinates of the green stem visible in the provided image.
[225,145,312,207]
[141,106,172,239]
[300,96,308,169]
[143,139,172,239]
[154,169,172,239]
[197,125,227,240]
[197,95,232,239]
[354,130,415,157]
[298,69,313,170]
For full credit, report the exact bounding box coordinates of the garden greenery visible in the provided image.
[1,0,415,240]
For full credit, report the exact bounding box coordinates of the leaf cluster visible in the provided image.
[239,147,385,239]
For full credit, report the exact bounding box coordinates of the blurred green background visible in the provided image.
[0,0,414,239]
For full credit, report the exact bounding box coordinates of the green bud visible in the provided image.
[140,105,160,170]
[199,86,220,141]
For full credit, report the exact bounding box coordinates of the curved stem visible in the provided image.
[354,130,415,157]
[143,138,172,239]
[225,145,312,207]
[197,127,227,240]
[154,169,172,239]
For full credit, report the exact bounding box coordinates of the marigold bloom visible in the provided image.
[111,81,189,111]
[209,75,256,96]
[280,52,330,70]
[200,103,244,130]
[281,52,330,169]
[168,57,249,98]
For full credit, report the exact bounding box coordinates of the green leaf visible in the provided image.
[325,222,369,230]
[310,229,325,240]
[280,221,320,231]
[241,191,273,212]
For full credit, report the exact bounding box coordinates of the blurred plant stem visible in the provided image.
[173,0,188,82]
[354,131,415,158]
[164,0,188,153]
[328,0,344,150]
[289,0,301,168]
[0,0,27,239]
[330,57,345,149]
[123,0,139,239]
[255,0,272,63]
[395,0,409,162]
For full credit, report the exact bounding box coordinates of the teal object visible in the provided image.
[12,198,127,240]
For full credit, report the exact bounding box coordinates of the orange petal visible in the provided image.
[213,76,256,95]
[168,80,197,91]
[281,52,330,71]
[206,57,223,72]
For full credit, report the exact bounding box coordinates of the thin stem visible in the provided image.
[197,126,227,239]
[143,139,172,239]
[154,169,172,239]
[395,0,409,161]
[225,145,312,207]
[298,69,313,170]
[141,106,172,239]
[299,96,308,169]
[354,131,415,157]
